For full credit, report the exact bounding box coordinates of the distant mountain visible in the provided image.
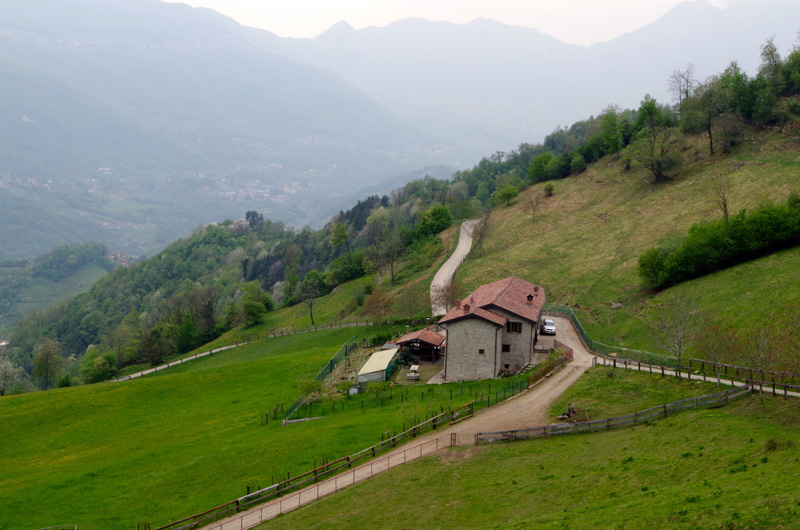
[0,0,455,260]
[2,0,798,261]
[255,0,800,154]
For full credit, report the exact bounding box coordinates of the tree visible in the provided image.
[570,153,587,174]
[81,347,118,383]
[708,172,733,221]
[379,231,405,286]
[242,300,267,326]
[0,357,24,396]
[630,125,684,183]
[645,296,700,381]
[599,105,623,158]
[245,210,264,231]
[682,75,729,155]
[667,63,697,108]
[471,211,490,258]
[430,277,463,315]
[416,205,452,238]
[737,328,780,402]
[691,317,735,388]
[330,221,351,256]
[298,270,326,325]
[759,36,785,93]
[528,152,554,183]
[491,185,519,207]
[527,194,541,223]
[297,379,323,404]
[139,324,174,365]
[33,339,63,389]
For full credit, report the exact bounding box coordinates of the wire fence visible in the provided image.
[283,371,540,424]
[283,336,358,421]
[476,384,753,444]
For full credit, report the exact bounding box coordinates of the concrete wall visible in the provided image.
[444,318,500,381]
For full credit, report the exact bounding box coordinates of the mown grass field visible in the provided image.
[0,324,534,530]
[0,327,381,529]
[259,368,800,530]
[458,128,800,352]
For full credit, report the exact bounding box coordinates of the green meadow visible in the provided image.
[1,325,533,530]
[260,368,800,530]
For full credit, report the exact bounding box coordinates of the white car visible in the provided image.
[541,318,557,335]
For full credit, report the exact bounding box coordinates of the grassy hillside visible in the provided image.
[458,127,800,351]
[0,321,530,530]
[0,327,364,529]
[259,369,800,530]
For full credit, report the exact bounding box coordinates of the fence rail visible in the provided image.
[37,527,78,530]
[688,358,800,386]
[476,384,752,444]
[527,354,568,389]
[154,402,474,530]
[204,434,458,530]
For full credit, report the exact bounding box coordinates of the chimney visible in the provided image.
[455,299,462,309]
[425,317,430,328]
[463,303,470,313]
[526,294,533,305]
[406,325,410,334]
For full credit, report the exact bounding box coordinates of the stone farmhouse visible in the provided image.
[438,277,546,381]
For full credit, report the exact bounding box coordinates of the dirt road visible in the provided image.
[430,219,479,316]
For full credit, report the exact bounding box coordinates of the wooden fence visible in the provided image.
[475,385,752,444]
[37,526,78,530]
[688,358,800,386]
[594,356,800,398]
[527,353,569,388]
[154,402,474,530]
[204,434,459,530]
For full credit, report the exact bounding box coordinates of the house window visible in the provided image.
[506,322,522,333]
[478,349,485,355]
[502,344,510,353]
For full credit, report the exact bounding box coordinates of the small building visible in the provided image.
[438,277,545,381]
[394,326,446,362]
[357,347,399,387]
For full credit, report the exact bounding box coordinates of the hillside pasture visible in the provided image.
[258,369,800,530]
[458,128,800,352]
[0,325,531,530]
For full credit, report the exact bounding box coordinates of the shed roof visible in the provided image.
[357,347,399,376]
[395,327,446,347]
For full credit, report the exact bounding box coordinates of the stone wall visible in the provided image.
[492,308,535,373]
[444,318,500,381]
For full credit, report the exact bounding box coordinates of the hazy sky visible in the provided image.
[168,0,736,45]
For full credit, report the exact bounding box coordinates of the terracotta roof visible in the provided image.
[395,327,446,347]
[438,276,545,326]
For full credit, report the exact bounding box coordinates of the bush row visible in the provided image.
[639,193,800,289]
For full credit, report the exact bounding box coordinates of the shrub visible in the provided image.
[544,183,555,197]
